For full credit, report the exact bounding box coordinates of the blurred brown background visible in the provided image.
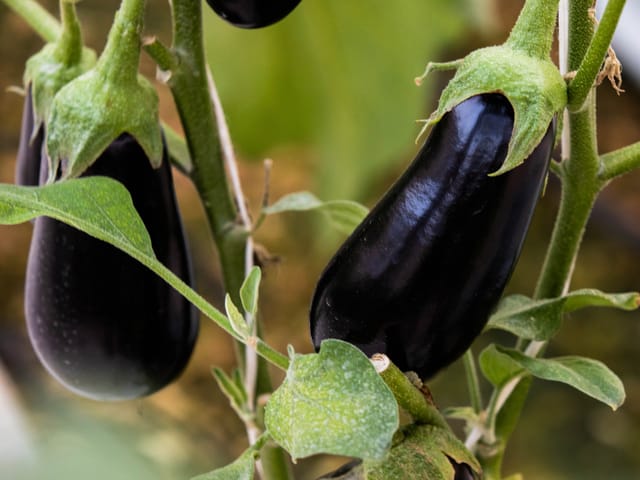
[0,1,639,479]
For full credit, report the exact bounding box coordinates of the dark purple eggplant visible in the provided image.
[452,461,476,480]
[15,88,44,187]
[204,0,301,28]
[25,134,197,401]
[310,94,554,380]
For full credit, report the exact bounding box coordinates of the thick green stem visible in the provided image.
[373,355,448,429]
[95,0,145,85]
[168,0,246,299]
[534,99,600,299]
[505,0,560,59]
[52,0,83,66]
[599,140,640,182]
[475,1,607,475]
[567,0,626,111]
[535,0,600,299]
[165,1,291,478]
[1,0,61,42]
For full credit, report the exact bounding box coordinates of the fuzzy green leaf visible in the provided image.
[264,339,398,461]
[0,179,154,255]
[364,424,481,479]
[191,449,255,480]
[495,347,626,410]
[240,266,261,317]
[487,294,564,341]
[263,191,368,236]
[487,289,640,341]
[479,344,526,388]
[211,367,248,418]
[563,289,640,312]
[225,295,250,339]
[441,407,480,424]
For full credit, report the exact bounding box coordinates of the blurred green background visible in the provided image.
[0,1,639,479]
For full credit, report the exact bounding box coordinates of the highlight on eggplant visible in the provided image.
[25,134,198,401]
[310,94,555,380]
[205,0,302,28]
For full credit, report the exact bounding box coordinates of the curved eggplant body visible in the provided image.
[15,88,44,187]
[205,0,301,28]
[25,134,197,400]
[310,94,554,379]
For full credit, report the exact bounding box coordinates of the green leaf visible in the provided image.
[232,368,246,400]
[264,339,398,461]
[225,294,250,339]
[495,347,626,410]
[164,123,193,174]
[0,179,155,255]
[562,288,640,312]
[211,367,248,419]
[441,406,480,424]
[479,344,526,388]
[364,424,481,480]
[487,295,564,341]
[487,289,640,341]
[0,179,239,345]
[240,266,261,317]
[263,191,368,236]
[191,449,255,480]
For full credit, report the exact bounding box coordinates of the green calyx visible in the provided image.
[24,0,96,131]
[45,0,162,180]
[417,0,566,175]
[420,45,566,175]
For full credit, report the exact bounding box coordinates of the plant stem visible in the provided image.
[535,0,600,299]
[95,0,145,85]
[505,0,560,59]
[534,100,600,299]
[160,1,292,478]
[567,0,626,111]
[52,0,83,66]
[373,354,448,429]
[599,141,640,182]
[168,0,246,303]
[1,0,61,42]
[463,349,483,414]
[472,1,609,474]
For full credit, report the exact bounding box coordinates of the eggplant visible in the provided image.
[310,94,554,379]
[15,88,44,187]
[25,134,197,400]
[204,0,301,28]
[452,462,476,480]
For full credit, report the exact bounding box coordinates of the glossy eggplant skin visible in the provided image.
[25,134,198,401]
[204,0,301,28]
[15,88,44,187]
[310,94,554,380]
